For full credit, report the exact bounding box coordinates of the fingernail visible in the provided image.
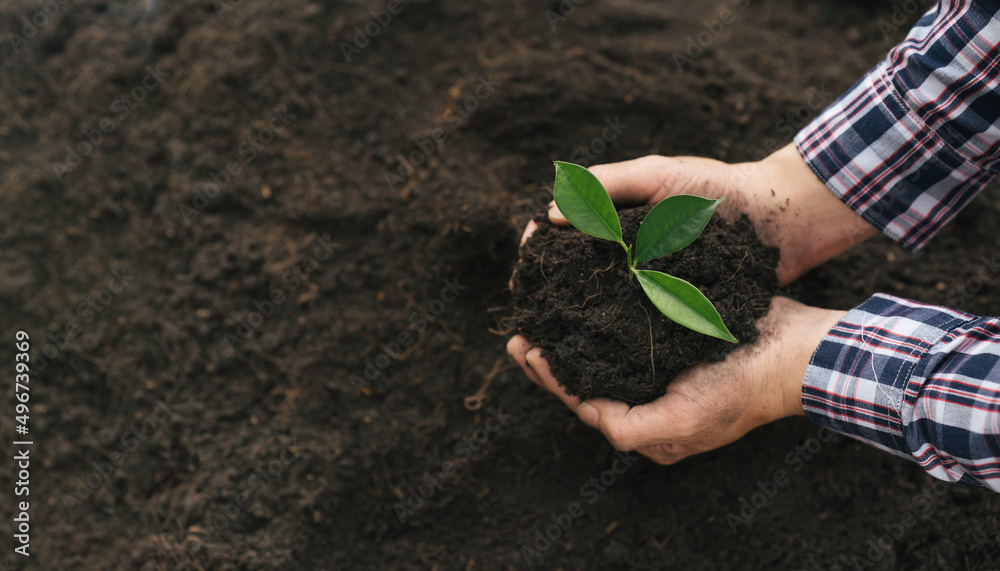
[526,348,541,367]
[577,403,599,427]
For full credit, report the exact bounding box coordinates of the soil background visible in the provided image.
[0,0,998,569]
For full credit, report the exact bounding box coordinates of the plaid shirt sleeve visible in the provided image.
[794,0,1000,252]
[803,294,1000,490]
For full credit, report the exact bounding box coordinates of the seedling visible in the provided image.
[552,161,737,343]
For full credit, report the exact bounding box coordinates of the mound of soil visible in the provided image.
[512,207,778,404]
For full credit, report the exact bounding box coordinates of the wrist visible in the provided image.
[751,298,847,424]
[737,144,878,285]
[780,304,847,418]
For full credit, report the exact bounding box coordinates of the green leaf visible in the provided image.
[634,195,723,264]
[634,269,737,343]
[552,161,622,243]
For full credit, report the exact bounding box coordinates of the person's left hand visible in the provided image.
[507,295,843,464]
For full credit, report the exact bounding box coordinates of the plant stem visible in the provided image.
[619,241,635,281]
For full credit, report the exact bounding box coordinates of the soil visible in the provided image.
[511,208,778,404]
[1,0,1000,569]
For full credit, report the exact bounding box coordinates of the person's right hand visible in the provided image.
[530,142,878,285]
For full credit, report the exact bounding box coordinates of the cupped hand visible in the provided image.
[508,298,845,464]
[526,143,877,286]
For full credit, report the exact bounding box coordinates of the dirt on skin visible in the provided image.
[511,207,778,405]
[1,0,999,569]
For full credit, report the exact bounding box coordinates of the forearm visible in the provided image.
[802,294,1000,490]
[793,0,1000,252]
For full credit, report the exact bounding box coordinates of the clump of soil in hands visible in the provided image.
[511,207,779,405]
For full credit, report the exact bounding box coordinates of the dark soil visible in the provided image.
[511,208,778,404]
[2,0,1000,569]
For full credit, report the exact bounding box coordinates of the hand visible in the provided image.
[508,297,846,464]
[522,143,878,286]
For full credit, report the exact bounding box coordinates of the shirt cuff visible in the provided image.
[795,63,993,252]
[794,0,1000,252]
[802,293,973,461]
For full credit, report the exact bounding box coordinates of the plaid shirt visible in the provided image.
[795,0,1000,490]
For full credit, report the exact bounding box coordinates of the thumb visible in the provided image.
[579,395,691,451]
[547,201,569,226]
[548,156,679,226]
[589,156,678,205]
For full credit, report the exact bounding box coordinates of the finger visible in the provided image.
[549,157,669,226]
[520,219,538,246]
[526,348,582,411]
[506,336,542,386]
